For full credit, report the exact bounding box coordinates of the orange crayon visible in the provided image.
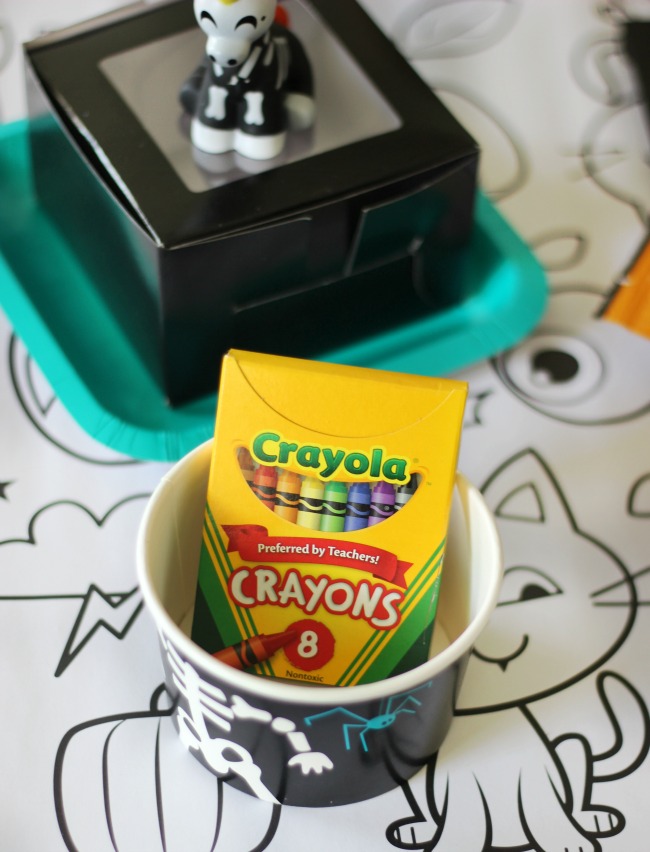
[252,464,277,510]
[275,469,302,522]
[213,630,296,670]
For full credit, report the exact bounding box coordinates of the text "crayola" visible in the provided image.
[251,431,410,483]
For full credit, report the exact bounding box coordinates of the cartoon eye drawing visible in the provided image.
[488,289,650,424]
[497,565,562,607]
[494,334,604,405]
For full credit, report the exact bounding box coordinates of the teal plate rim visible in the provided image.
[0,119,547,462]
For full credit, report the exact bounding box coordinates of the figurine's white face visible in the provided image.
[193,0,277,68]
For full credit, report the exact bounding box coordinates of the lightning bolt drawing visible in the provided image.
[0,584,144,676]
[0,495,151,676]
[55,584,143,676]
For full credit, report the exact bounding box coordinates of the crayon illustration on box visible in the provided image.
[192,351,467,686]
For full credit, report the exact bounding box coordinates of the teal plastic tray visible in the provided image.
[0,119,546,461]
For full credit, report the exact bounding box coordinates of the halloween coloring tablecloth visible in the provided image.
[0,1,649,850]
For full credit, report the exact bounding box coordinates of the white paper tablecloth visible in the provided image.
[0,1,649,850]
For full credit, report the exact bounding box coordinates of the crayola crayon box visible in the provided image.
[191,350,467,686]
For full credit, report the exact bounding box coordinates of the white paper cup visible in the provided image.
[137,440,502,806]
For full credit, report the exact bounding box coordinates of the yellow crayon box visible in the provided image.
[191,350,467,686]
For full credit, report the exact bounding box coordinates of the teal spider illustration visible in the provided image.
[304,685,430,753]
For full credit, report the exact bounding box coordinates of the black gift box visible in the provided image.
[25,0,478,405]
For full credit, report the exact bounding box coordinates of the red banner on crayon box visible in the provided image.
[222,524,410,588]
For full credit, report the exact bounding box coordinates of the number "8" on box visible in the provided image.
[285,619,335,671]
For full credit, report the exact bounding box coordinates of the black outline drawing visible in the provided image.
[386,449,649,851]
[415,83,530,202]
[491,286,650,425]
[391,0,520,61]
[569,3,650,227]
[7,334,139,466]
[628,473,650,519]
[0,495,149,676]
[528,230,589,273]
[54,684,283,852]
[463,389,493,428]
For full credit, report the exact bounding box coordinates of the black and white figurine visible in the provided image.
[180,0,315,160]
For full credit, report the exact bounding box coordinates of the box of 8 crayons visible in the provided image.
[191,350,467,685]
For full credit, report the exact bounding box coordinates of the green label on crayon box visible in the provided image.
[250,431,411,483]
